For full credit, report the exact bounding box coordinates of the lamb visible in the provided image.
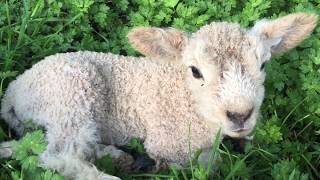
[0,13,317,180]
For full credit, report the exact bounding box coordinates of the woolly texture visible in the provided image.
[1,52,216,179]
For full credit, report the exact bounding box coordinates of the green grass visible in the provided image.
[0,0,320,179]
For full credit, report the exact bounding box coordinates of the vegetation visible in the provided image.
[0,0,319,179]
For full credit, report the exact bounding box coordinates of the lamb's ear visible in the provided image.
[251,13,318,54]
[127,27,187,60]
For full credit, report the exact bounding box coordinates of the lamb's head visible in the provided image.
[128,13,317,138]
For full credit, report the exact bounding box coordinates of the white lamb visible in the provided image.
[0,13,317,180]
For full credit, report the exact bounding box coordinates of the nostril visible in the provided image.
[226,110,235,120]
[226,108,254,122]
[226,110,239,123]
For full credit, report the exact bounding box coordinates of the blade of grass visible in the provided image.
[225,150,257,180]
[187,122,195,180]
[288,169,296,180]
[297,121,313,137]
[281,97,308,126]
[16,0,31,48]
[131,173,175,178]
[170,166,180,180]
[206,128,222,175]
[30,0,43,18]
[254,147,275,158]
[181,169,188,180]
[289,114,311,130]
[301,154,320,177]
[5,0,12,50]
[225,159,244,180]
[220,143,235,170]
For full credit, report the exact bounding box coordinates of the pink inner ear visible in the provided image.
[265,36,282,53]
[128,27,187,60]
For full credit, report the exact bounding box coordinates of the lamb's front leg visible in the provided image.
[40,122,120,180]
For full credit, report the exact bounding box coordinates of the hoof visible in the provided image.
[98,173,121,180]
[0,141,14,158]
[131,155,156,171]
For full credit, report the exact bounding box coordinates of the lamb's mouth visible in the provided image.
[232,128,250,133]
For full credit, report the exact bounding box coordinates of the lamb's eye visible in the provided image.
[190,66,203,79]
[260,62,266,71]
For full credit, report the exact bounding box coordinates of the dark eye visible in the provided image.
[190,66,203,79]
[260,62,266,71]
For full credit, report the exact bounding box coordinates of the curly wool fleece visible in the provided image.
[1,52,215,177]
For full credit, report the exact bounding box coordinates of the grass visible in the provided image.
[0,0,320,179]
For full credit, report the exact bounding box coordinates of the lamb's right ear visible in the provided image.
[251,13,318,54]
[127,27,187,61]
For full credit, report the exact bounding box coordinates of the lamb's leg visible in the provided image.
[95,144,134,171]
[95,144,160,172]
[39,122,120,180]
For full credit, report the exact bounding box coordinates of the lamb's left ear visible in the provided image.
[251,13,318,54]
[127,27,187,60]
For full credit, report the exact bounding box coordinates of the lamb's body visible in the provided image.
[1,13,316,180]
[1,51,216,168]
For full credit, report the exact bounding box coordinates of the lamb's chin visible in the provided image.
[224,129,252,138]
